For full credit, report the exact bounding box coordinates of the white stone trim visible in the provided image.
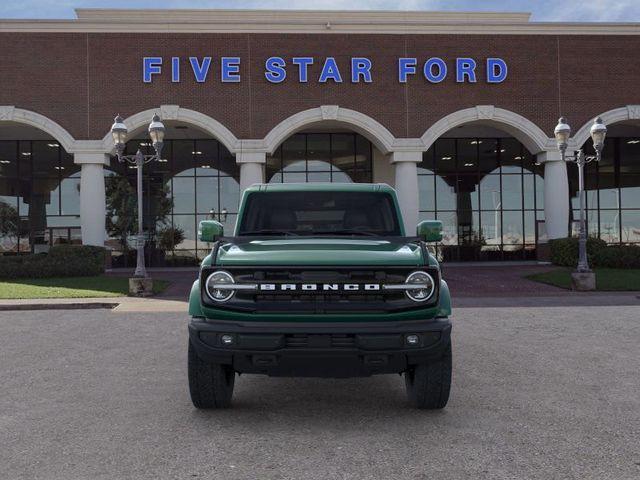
[76,156,109,247]
[3,10,640,35]
[263,106,397,155]
[236,151,267,164]
[0,106,76,153]
[74,9,532,24]
[392,151,421,233]
[239,155,265,192]
[535,151,563,164]
[542,157,570,240]
[421,106,553,154]
[100,105,240,154]
[571,105,640,148]
[389,150,423,164]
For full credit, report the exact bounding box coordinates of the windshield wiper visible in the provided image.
[239,229,300,236]
[314,229,380,237]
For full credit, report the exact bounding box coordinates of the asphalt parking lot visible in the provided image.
[1,306,639,480]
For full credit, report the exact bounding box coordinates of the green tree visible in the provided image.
[0,201,21,248]
[105,175,173,252]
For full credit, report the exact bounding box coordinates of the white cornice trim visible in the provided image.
[1,9,640,35]
[74,9,532,24]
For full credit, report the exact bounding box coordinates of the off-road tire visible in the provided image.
[188,340,235,409]
[404,341,452,409]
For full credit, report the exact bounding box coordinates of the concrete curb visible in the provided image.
[0,302,119,312]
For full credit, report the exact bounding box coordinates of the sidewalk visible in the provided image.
[0,296,188,313]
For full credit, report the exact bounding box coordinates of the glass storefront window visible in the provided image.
[307,133,331,171]
[0,140,78,254]
[266,132,373,184]
[599,210,620,243]
[418,174,435,211]
[419,136,544,260]
[434,139,456,175]
[568,136,640,245]
[621,210,640,243]
[501,175,523,211]
[479,175,501,211]
[105,138,240,267]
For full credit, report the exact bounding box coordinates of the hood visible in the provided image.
[216,238,423,266]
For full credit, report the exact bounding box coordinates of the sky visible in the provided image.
[1,0,640,22]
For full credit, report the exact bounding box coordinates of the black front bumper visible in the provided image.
[189,317,452,378]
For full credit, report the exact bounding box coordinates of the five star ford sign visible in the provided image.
[143,56,508,84]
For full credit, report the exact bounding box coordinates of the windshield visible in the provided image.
[237,191,402,237]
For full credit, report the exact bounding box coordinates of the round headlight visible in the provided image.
[205,271,235,302]
[405,271,435,302]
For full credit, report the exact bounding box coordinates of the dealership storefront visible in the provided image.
[1,9,640,265]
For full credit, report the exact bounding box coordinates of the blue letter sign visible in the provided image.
[265,57,287,83]
[190,57,211,83]
[142,55,508,84]
[292,57,314,82]
[319,57,343,83]
[351,58,372,83]
[221,57,241,82]
[487,58,508,83]
[456,58,477,83]
[424,58,447,83]
[398,58,417,83]
[171,57,180,83]
[143,57,162,83]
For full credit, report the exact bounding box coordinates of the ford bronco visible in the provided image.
[188,183,452,409]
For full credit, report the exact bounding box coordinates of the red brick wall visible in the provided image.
[1,32,639,142]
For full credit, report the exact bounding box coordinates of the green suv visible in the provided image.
[188,183,452,409]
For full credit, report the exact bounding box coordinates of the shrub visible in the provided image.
[157,226,185,252]
[593,245,640,269]
[0,245,106,279]
[549,237,607,267]
[550,237,640,269]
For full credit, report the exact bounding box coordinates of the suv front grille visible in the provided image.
[201,266,439,313]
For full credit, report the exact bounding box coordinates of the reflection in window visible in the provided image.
[419,137,544,260]
[266,133,373,184]
[0,140,79,253]
[107,139,240,266]
[569,136,640,244]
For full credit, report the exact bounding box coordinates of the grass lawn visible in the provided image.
[0,276,170,299]
[526,268,640,291]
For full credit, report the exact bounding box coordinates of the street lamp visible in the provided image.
[554,116,607,276]
[208,208,228,223]
[110,113,165,279]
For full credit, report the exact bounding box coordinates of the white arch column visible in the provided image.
[237,151,266,192]
[391,151,422,234]
[74,150,109,246]
[538,151,569,239]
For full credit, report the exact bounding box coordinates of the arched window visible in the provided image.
[266,133,372,183]
[569,135,640,244]
[0,139,79,253]
[107,138,239,266]
[418,137,544,261]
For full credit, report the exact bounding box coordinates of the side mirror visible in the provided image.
[198,220,224,242]
[416,220,443,242]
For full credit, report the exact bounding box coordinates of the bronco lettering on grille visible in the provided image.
[258,283,381,292]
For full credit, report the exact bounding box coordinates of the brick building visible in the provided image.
[1,9,640,264]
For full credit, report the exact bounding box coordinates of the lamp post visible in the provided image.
[110,114,165,280]
[554,116,607,285]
